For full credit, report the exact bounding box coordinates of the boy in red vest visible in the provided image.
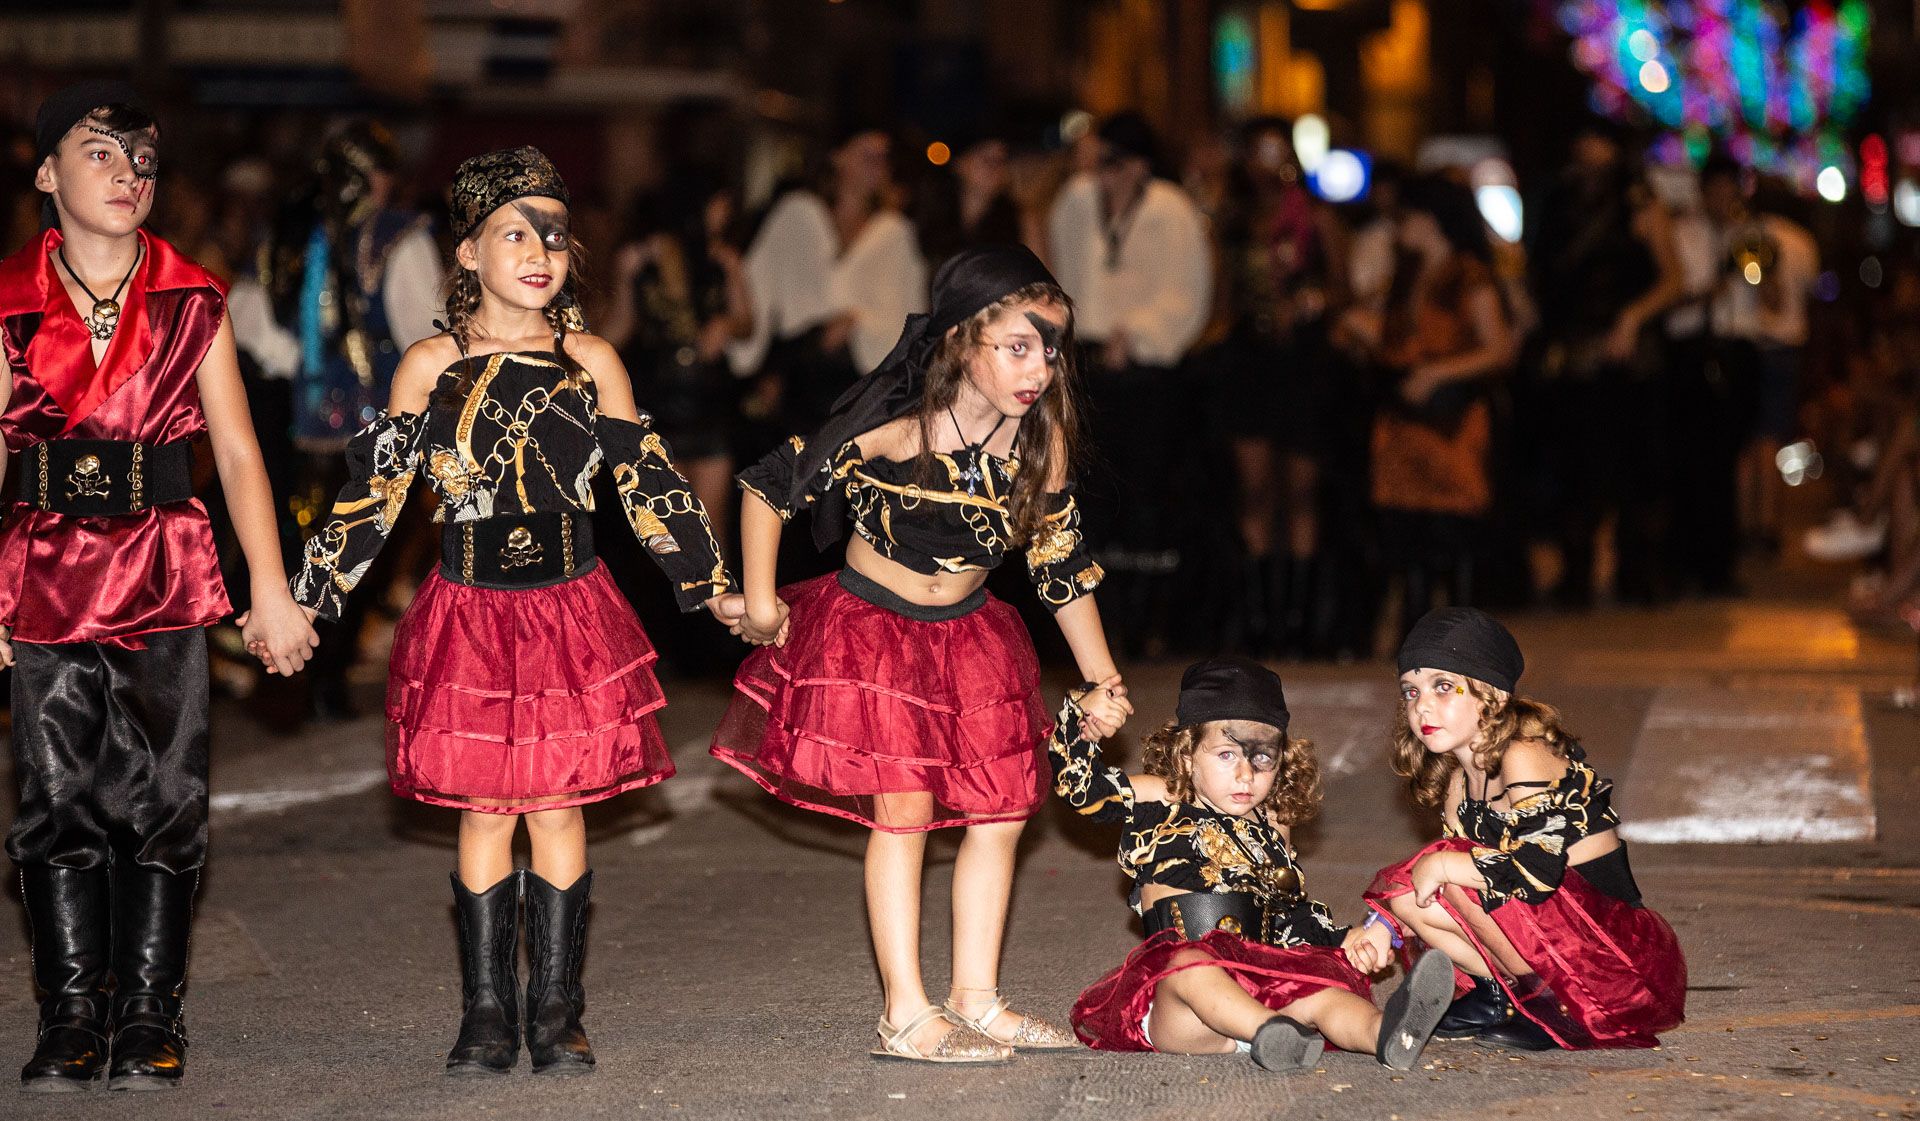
[0,81,318,1092]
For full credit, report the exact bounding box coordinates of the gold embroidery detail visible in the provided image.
[129,443,144,509]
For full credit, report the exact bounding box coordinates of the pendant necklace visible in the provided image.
[57,242,143,342]
[947,404,1009,497]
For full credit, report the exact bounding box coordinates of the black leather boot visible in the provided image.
[523,870,594,1075]
[1434,973,1510,1039]
[447,871,522,1076]
[106,864,198,1091]
[18,865,111,1092]
[1477,974,1570,1051]
[1477,1013,1561,1051]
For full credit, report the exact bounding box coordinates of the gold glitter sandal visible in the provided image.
[943,992,1080,1052]
[870,1006,1012,1064]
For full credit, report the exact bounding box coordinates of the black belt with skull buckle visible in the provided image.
[1142,892,1272,943]
[13,439,195,515]
[440,511,597,589]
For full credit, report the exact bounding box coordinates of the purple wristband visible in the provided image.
[1364,909,1404,949]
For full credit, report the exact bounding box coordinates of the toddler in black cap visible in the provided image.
[1044,658,1454,1072]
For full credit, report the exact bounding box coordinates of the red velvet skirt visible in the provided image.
[385,565,674,813]
[1364,838,1687,1049]
[1071,929,1373,1052]
[709,572,1049,832]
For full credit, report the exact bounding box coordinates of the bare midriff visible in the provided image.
[844,534,990,607]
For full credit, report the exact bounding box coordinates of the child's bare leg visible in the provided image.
[524,806,587,887]
[1277,987,1383,1054]
[948,819,1023,1029]
[867,792,943,1048]
[1388,893,1492,977]
[1439,884,1532,978]
[1145,953,1275,1053]
[457,810,519,890]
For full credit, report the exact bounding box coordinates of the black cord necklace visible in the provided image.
[947,403,1009,497]
[57,242,142,342]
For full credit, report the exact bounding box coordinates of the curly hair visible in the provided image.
[1138,719,1323,826]
[1389,678,1579,808]
[910,281,1083,543]
[437,215,589,410]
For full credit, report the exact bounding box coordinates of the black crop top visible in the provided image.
[736,434,1104,611]
[292,350,733,619]
[1451,746,1624,905]
[1046,695,1347,948]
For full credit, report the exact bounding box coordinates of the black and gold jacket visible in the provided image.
[1046,696,1346,948]
[291,349,732,618]
[1452,747,1622,905]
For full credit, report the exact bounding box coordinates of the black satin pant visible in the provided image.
[7,627,210,873]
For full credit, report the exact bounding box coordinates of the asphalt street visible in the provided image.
[1,591,1916,1120]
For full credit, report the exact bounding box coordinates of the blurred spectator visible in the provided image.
[1525,119,1684,606]
[1350,175,1516,640]
[1048,111,1212,654]
[915,126,1021,270]
[730,126,927,432]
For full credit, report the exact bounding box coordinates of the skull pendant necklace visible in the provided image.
[56,242,143,342]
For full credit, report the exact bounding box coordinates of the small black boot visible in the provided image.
[1434,973,1510,1040]
[1376,949,1455,1071]
[447,871,523,1076]
[523,870,595,1075]
[106,864,198,1091]
[1476,1014,1561,1051]
[18,865,111,1092]
[1476,973,1569,1051]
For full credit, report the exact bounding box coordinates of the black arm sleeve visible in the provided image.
[596,414,734,611]
[290,412,427,620]
[1025,488,1105,611]
[1045,694,1135,825]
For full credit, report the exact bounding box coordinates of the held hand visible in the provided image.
[1075,674,1133,738]
[732,599,790,647]
[1342,920,1395,974]
[705,592,747,626]
[1410,852,1454,908]
[239,594,322,678]
[0,624,12,669]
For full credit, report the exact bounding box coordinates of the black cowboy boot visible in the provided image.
[523,870,594,1075]
[1435,972,1511,1039]
[18,865,111,1092]
[106,864,198,1091]
[447,871,523,1076]
[1376,949,1455,1070]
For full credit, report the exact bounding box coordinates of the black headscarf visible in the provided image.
[787,242,1059,550]
[1174,656,1290,735]
[1397,607,1525,694]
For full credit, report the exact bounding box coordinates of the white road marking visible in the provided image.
[1619,687,1875,844]
[211,768,388,817]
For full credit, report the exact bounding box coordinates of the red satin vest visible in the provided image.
[0,229,232,644]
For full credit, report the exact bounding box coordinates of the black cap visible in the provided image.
[1174,657,1290,735]
[34,80,151,165]
[1396,607,1524,694]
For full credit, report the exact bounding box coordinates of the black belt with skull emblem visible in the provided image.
[13,439,195,515]
[440,511,597,589]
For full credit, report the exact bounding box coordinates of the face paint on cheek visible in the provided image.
[1024,311,1065,368]
[512,201,571,252]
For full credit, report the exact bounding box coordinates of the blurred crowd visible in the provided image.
[4,101,1917,715]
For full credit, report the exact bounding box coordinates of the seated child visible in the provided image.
[1051,657,1453,1071]
[1357,607,1687,1050]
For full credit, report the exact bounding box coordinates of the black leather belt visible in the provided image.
[1142,893,1270,943]
[13,439,195,515]
[440,511,596,589]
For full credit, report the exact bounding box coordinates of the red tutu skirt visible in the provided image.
[1071,929,1373,1052]
[709,572,1049,832]
[1364,838,1687,1049]
[385,565,674,813]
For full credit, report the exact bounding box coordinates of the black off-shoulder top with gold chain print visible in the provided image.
[291,350,733,619]
[735,435,1104,612]
[1046,696,1348,948]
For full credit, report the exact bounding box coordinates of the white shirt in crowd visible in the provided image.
[729,190,929,377]
[1046,173,1213,367]
[1668,210,1817,349]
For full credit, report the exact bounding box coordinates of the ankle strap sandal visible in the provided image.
[870,1006,1010,1064]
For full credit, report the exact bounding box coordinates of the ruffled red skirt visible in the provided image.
[385,565,674,813]
[709,572,1049,832]
[1071,929,1373,1052]
[1364,838,1687,1049]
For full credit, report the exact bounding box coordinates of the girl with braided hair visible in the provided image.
[290,147,738,1077]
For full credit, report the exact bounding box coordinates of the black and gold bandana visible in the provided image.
[448,146,570,242]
